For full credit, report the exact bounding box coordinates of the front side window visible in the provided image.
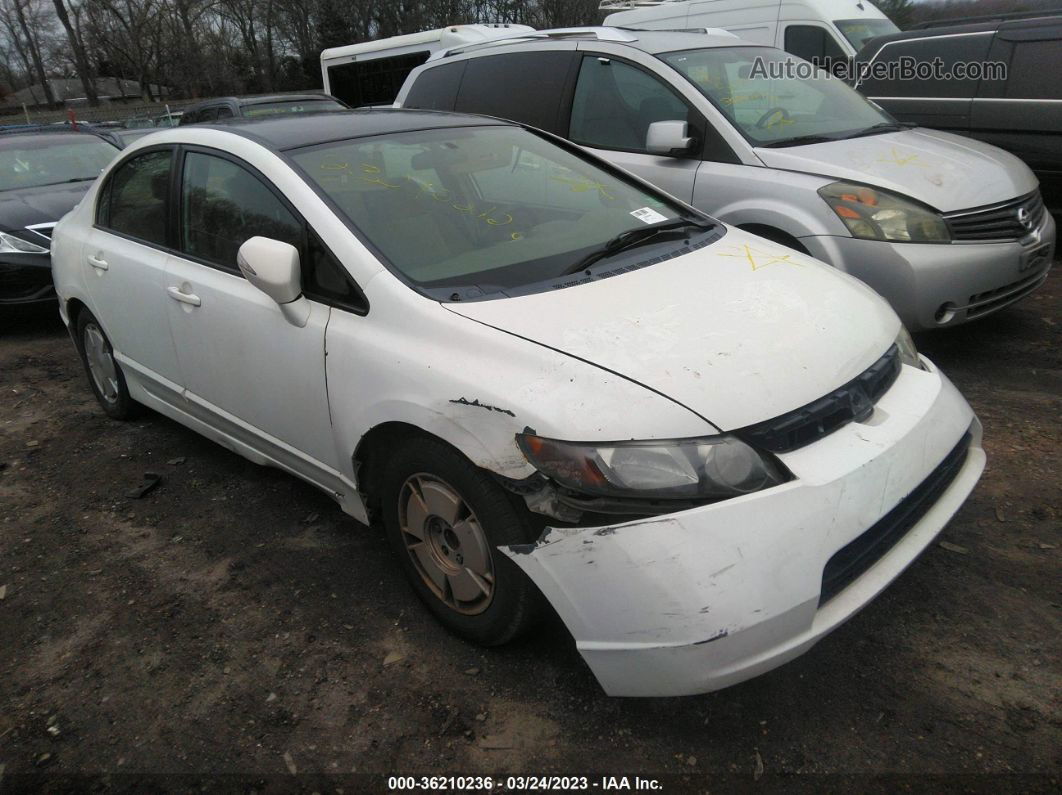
[834,18,900,52]
[570,56,693,152]
[289,125,704,296]
[0,135,117,193]
[662,46,892,145]
[857,35,992,98]
[180,151,301,270]
[784,25,846,65]
[1005,39,1062,100]
[97,148,172,246]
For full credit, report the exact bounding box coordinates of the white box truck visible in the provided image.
[600,0,899,63]
[321,24,534,108]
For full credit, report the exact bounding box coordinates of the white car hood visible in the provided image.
[755,128,1037,212]
[446,228,899,432]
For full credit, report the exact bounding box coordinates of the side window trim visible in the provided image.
[94,143,177,252]
[173,144,368,314]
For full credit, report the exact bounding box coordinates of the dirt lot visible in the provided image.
[1,268,1059,792]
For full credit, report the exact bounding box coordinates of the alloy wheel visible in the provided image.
[398,473,495,615]
[83,322,119,404]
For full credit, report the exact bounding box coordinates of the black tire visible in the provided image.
[380,436,545,646]
[75,309,139,420]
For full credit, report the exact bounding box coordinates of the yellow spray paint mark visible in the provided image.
[717,243,803,272]
[877,147,924,168]
[549,175,616,201]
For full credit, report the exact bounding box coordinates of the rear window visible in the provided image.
[289,126,698,297]
[243,99,347,117]
[0,135,117,192]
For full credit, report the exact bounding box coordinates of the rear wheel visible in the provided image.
[75,309,138,420]
[380,437,544,646]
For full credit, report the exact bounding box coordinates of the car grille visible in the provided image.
[738,345,901,454]
[944,191,1045,242]
[819,430,971,606]
[967,268,1051,319]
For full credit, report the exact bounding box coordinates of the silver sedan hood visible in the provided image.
[755,128,1038,212]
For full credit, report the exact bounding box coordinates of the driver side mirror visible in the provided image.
[236,236,310,327]
[646,120,695,157]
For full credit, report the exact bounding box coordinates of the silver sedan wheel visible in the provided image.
[398,474,495,615]
[83,322,119,404]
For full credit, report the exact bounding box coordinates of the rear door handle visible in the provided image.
[167,285,201,307]
[86,254,109,271]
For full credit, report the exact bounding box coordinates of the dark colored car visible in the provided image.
[178,94,350,125]
[853,16,1062,211]
[0,129,119,307]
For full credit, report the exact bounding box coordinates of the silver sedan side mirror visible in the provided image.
[646,120,695,157]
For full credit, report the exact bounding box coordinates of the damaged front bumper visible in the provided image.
[502,359,984,697]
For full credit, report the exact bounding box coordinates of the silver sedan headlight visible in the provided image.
[819,181,950,243]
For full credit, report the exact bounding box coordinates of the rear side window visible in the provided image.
[1005,39,1062,99]
[860,34,992,98]
[570,56,692,152]
[784,25,846,65]
[454,51,574,132]
[216,106,235,119]
[97,149,172,247]
[404,61,466,111]
[180,151,301,270]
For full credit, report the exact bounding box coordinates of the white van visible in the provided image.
[321,24,534,108]
[601,0,899,63]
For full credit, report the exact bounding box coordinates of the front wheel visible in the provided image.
[380,437,544,646]
[75,309,138,420]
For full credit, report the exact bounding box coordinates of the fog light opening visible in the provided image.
[935,303,957,324]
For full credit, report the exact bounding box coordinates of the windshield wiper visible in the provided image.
[558,217,713,278]
[760,134,836,149]
[34,177,99,188]
[839,122,907,140]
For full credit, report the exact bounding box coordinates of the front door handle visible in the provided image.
[87,254,109,271]
[167,285,201,307]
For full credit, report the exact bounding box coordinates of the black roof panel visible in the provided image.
[210,108,515,151]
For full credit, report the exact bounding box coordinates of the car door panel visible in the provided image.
[163,259,342,483]
[84,146,185,402]
[164,148,342,490]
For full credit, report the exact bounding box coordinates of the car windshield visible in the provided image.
[834,18,900,51]
[0,135,117,192]
[661,46,893,146]
[290,125,701,295]
[244,99,347,117]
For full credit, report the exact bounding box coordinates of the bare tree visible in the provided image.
[52,0,97,104]
[4,0,56,104]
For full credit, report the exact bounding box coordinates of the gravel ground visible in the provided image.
[0,266,1059,793]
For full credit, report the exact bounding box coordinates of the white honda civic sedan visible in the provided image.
[51,110,985,697]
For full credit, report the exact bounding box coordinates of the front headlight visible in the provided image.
[0,231,48,254]
[895,326,922,369]
[516,433,789,501]
[819,182,949,243]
